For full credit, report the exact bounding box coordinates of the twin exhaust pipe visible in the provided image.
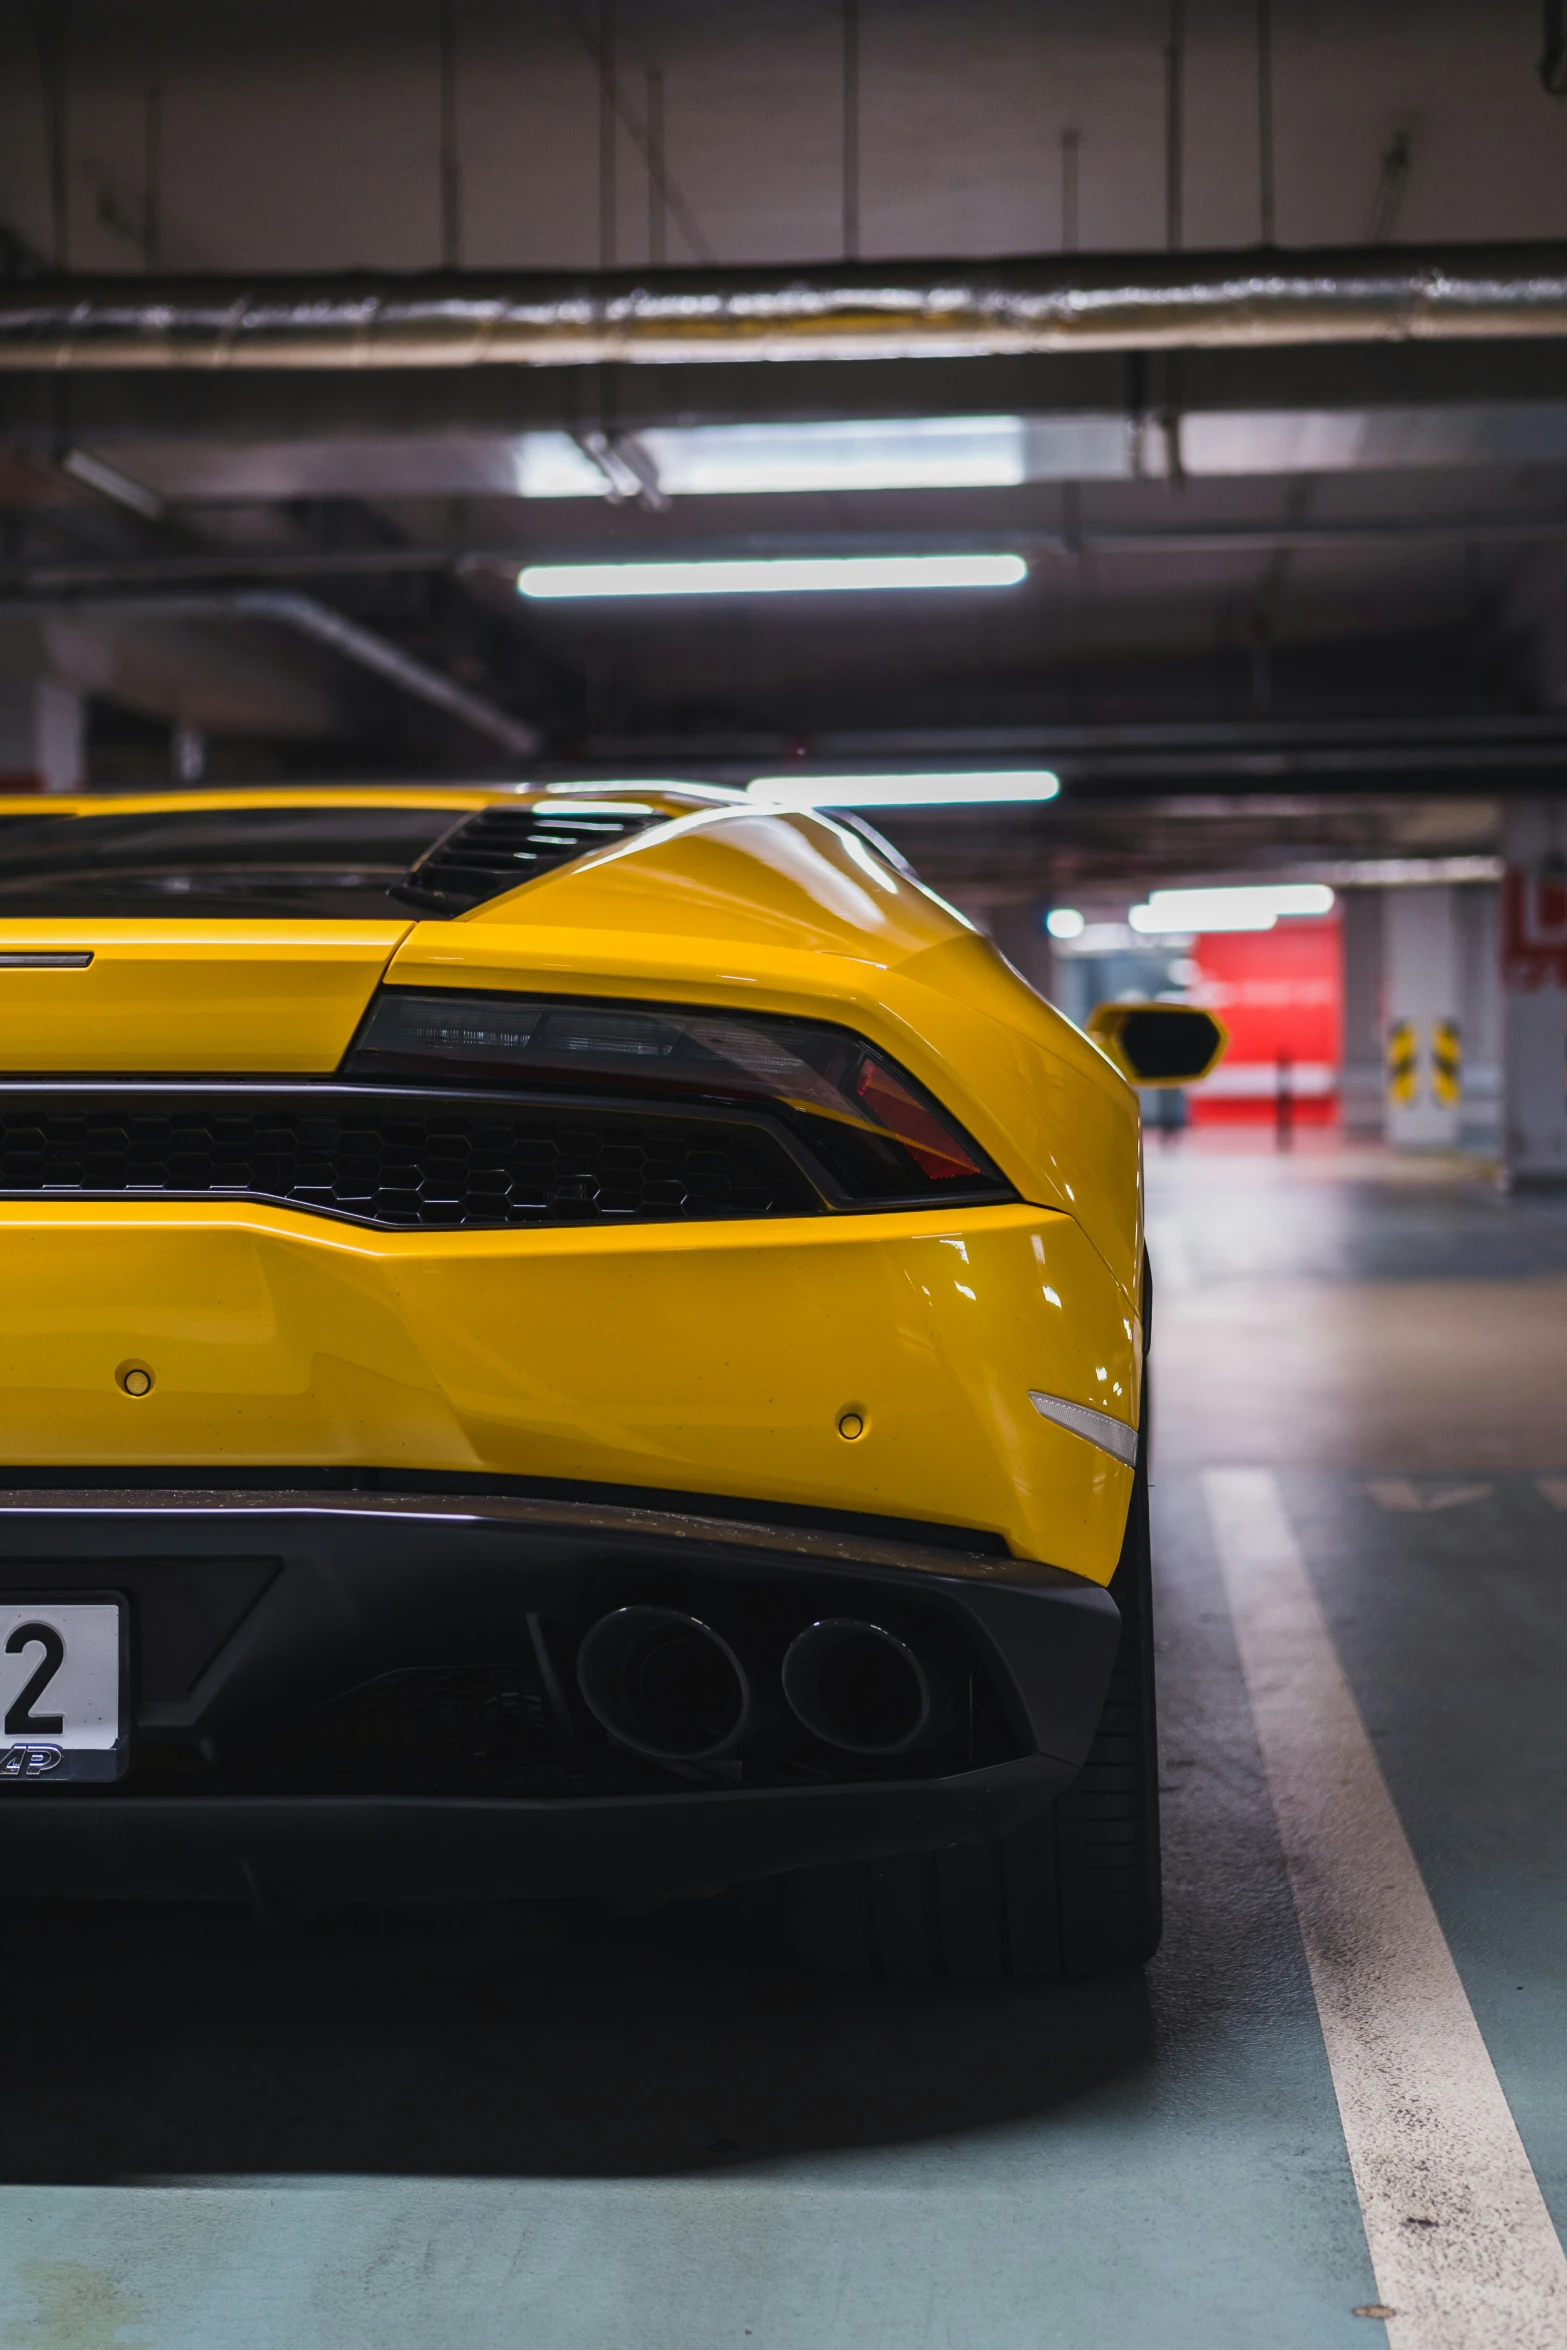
[576,1606,937,1765]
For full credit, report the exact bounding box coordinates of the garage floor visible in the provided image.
[1,1144,1564,2350]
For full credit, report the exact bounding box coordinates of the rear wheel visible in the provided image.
[781,1455,1160,1980]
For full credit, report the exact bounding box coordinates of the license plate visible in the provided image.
[0,1601,127,1783]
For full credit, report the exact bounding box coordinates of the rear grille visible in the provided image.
[235,1665,590,1796]
[394,804,662,914]
[0,1088,819,1229]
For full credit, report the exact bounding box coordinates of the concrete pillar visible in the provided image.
[1455,883,1503,1153]
[1383,886,1462,1148]
[1340,888,1385,1140]
[1502,802,1567,1186]
[0,677,85,792]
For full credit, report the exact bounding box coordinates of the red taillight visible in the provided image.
[348,990,1012,1210]
[851,1058,985,1182]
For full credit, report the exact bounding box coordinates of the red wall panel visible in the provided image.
[1186,918,1343,1125]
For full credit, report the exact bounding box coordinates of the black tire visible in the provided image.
[781,1453,1161,1981]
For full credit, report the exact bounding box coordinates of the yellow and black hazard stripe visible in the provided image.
[1431,1017,1463,1107]
[1385,1017,1418,1106]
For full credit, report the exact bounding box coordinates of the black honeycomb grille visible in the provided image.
[0,1089,819,1229]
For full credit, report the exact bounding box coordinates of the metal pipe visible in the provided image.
[0,587,538,755]
[234,594,537,753]
[570,710,1567,788]
[5,508,1565,597]
[5,244,1567,369]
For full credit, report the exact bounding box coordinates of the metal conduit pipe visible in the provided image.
[6,510,1567,599]
[0,589,539,756]
[4,244,1567,370]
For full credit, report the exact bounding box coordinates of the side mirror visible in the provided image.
[1087,1001,1228,1088]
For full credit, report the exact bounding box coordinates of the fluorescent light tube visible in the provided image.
[1129,883,1336,934]
[644,417,1027,496]
[749,771,1060,809]
[511,418,1030,500]
[517,553,1027,599]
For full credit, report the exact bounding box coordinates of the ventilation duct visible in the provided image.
[2,245,1567,370]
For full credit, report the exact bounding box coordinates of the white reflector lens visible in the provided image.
[1028,1391,1139,1467]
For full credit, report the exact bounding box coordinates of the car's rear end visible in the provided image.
[0,782,1153,1971]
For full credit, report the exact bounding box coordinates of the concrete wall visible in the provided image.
[1502,802,1567,1185]
[5,2,1567,278]
[0,676,84,792]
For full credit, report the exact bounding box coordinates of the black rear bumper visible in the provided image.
[0,1761,1072,1914]
[0,1487,1119,1911]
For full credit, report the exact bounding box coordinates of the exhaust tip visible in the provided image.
[781,1619,933,1756]
[577,1606,751,1762]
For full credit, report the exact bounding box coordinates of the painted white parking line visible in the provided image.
[1538,1478,1567,1512]
[1204,1468,1567,2350]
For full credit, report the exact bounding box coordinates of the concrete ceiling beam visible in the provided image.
[0,593,538,758]
[6,342,1567,455]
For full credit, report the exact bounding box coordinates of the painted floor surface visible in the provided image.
[0,1144,1562,2348]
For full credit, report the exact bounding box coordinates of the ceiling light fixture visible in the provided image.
[511,418,1030,500]
[517,553,1028,599]
[749,770,1060,809]
[1129,883,1336,934]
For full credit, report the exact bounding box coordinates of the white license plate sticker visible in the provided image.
[0,1603,125,1783]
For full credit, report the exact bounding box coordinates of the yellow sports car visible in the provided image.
[0,781,1215,1975]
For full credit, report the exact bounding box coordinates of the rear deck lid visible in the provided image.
[0,801,444,1070]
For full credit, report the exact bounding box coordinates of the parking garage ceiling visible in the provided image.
[1,0,1566,889]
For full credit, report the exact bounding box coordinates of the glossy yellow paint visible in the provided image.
[0,784,718,1073]
[0,1198,1137,1583]
[392,804,1144,1301]
[0,920,410,1070]
[0,784,1146,1577]
[0,785,718,822]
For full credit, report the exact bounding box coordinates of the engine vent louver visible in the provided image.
[392,805,664,914]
